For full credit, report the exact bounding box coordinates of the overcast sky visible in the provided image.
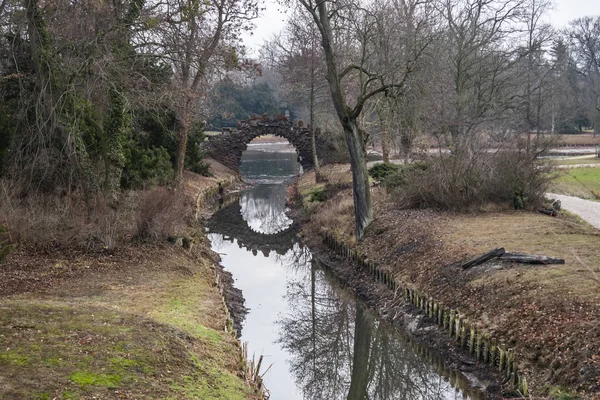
[242,0,600,55]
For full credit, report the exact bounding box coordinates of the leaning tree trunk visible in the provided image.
[310,0,374,239]
[344,118,373,239]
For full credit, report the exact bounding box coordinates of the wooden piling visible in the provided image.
[483,334,490,364]
[469,326,476,355]
[476,332,482,361]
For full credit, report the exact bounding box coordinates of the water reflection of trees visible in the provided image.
[278,260,481,400]
[240,184,294,234]
[240,149,300,183]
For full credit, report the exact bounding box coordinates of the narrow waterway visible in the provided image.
[207,142,485,400]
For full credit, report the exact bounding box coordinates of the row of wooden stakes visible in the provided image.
[322,230,529,397]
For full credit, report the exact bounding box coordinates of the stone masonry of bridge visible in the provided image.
[201,117,335,172]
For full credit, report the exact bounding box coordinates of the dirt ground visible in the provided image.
[296,165,600,399]
[0,163,258,399]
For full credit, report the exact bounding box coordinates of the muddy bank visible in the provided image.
[215,262,248,336]
[296,225,505,399]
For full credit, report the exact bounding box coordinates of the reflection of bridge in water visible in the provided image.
[205,188,301,257]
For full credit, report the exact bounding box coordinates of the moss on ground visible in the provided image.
[0,301,250,399]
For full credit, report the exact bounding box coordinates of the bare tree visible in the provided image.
[433,0,524,150]
[261,7,329,177]
[568,16,600,137]
[288,0,431,239]
[519,0,554,149]
[140,0,260,184]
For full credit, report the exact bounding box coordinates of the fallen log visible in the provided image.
[500,252,565,265]
[461,248,505,269]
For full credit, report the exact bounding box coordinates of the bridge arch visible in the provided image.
[201,117,332,172]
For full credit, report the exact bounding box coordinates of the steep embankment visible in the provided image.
[294,164,600,399]
[0,160,260,399]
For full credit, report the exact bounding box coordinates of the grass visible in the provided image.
[0,283,249,399]
[0,304,160,398]
[442,212,600,300]
[551,133,600,146]
[0,242,251,399]
[550,167,600,199]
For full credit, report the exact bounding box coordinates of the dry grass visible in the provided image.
[555,134,600,146]
[517,133,600,146]
[442,212,600,300]
[310,190,355,240]
[297,165,356,241]
[134,187,191,241]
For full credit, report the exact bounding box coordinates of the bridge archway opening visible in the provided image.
[240,135,302,183]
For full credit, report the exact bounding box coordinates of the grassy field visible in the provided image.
[550,167,600,200]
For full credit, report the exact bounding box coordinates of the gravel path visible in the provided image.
[547,193,600,230]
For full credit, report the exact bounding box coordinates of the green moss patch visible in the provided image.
[0,302,249,399]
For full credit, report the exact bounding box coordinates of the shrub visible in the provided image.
[388,150,552,211]
[308,188,328,202]
[0,224,10,262]
[381,163,429,189]
[368,162,399,182]
[133,187,191,241]
[0,180,192,251]
[121,146,174,189]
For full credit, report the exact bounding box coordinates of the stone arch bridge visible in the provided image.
[201,117,334,172]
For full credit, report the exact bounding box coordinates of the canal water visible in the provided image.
[207,142,484,400]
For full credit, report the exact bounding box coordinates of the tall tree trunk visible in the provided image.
[376,105,390,163]
[103,88,127,200]
[311,260,317,372]
[381,131,390,163]
[344,118,373,239]
[309,71,321,179]
[312,1,374,239]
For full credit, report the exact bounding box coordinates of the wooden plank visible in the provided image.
[461,248,505,269]
[500,252,565,265]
